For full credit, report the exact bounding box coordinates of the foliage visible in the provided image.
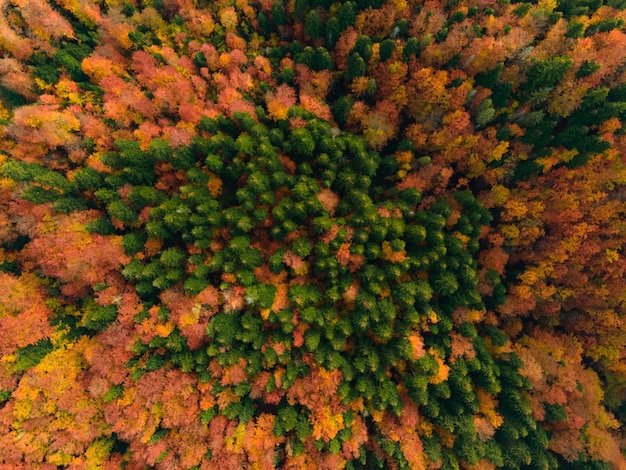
[0,0,626,468]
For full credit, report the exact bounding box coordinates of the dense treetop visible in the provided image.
[1,0,626,468]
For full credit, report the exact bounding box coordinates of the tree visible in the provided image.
[304,10,324,39]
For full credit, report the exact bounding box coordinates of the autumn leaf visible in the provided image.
[266,85,296,121]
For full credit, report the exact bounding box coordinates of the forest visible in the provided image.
[0,0,625,468]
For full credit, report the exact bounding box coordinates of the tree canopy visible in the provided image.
[1,0,626,468]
